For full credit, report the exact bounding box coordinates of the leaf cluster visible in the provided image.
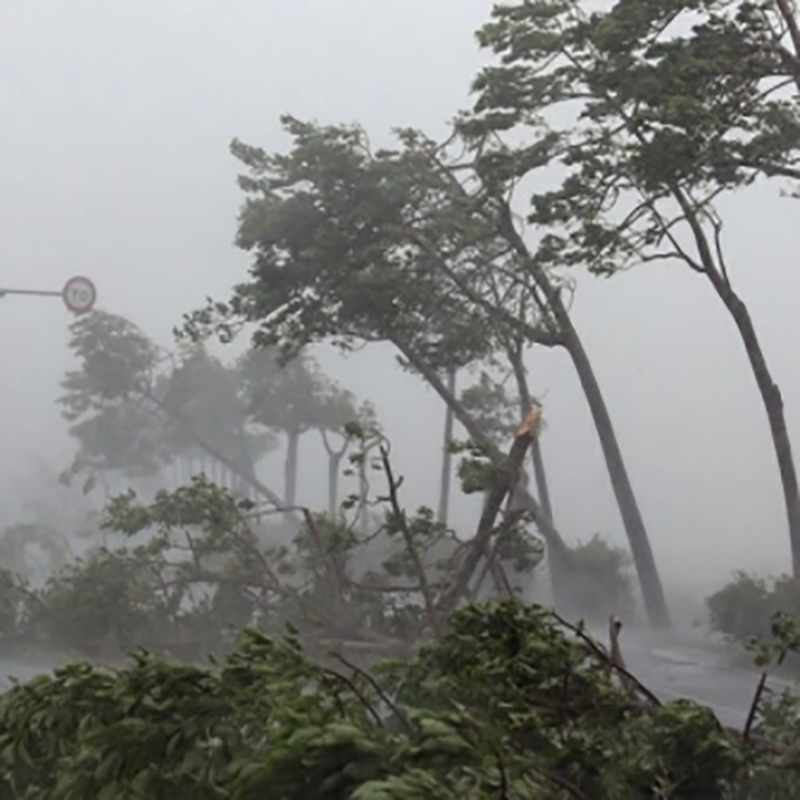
[0,600,794,798]
[464,0,800,275]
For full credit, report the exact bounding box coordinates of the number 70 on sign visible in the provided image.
[61,276,97,315]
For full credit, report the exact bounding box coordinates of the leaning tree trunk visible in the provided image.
[507,344,565,605]
[497,206,671,628]
[541,291,669,627]
[668,182,800,578]
[437,368,457,526]
[284,427,300,508]
[328,451,345,518]
[392,339,574,567]
[706,269,800,575]
[507,346,554,524]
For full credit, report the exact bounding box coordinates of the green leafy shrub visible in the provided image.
[559,534,636,623]
[0,599,784,799]
[707,572,800,647]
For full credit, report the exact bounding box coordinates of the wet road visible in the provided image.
[604,630,799,730]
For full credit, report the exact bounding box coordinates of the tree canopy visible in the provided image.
[462,0,800,576]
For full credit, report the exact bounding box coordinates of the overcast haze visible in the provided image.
[1,1,798,604]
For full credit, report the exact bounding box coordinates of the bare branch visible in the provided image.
[378,445,441,636]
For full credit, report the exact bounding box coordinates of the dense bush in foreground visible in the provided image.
[0,600,798,799]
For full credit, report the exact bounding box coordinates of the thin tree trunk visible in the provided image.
[437,368,457,525]
[284,428,300,508]
[669,183,800,577]
[328,452,344,518]
[507,346,554,523]
[320,430,350,520]
[392,338,573,565]
[707,271,800,575]
[497,204,671,628]
[359,456,369,537]
[507,344,562,605]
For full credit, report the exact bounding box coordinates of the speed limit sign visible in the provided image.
[62,276,97,315]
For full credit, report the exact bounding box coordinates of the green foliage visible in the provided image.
[463,0,800,275]
[59,310,168,481]
[0,600,793,798]
[458,371,520,446]
[449,438,510,495]
[238,346,356,437]
[181,116,555,376]
[60,310,368,510]
[34,547,171,651]
[162,342,275,469]
[0,424,550,660]
[707,571,800,647]
[560,534,637,623]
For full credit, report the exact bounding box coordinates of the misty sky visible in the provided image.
[1,1,798,598]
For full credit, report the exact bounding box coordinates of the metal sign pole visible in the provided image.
[0,276,97,315]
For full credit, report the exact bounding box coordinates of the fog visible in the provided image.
[1,0,798,621]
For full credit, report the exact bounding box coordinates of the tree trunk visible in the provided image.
[507,344,563,604]
[320,430,350,520]
[497,205,671,628]
[359,455,369,537]
[438,415,539,612]
[284,427,300,508]
[392,338,573,565]
[328,451,344,518]
[670,182,800,576]
[708,274,800,575]
[542,287,669,626]
[437,368,457,525]
[507,347,554,524]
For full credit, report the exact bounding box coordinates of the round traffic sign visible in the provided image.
[62,276,97,315]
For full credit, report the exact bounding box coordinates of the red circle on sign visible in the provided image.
[62,276,97,315]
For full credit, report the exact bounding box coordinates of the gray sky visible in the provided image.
[1,0,798,598]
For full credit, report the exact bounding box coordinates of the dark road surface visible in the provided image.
[601,629,798,730]
[0,633,795,731]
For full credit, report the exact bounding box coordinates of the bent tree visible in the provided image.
[182,120,576,568]
[183,116,668,621]
[386,128,670,625]
[466,0,800,575]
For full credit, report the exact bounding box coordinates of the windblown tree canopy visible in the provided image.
[59,310,167,479]
[162,342,275,486]
[461,0,800,574]
[182,113,672,627]
[3,600,792,799]
[60,310,284,507]
[221,119,520,371]
[238,346,358,507]
[181,116,586,572]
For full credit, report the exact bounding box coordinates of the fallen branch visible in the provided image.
[393,342,572,564]
[437,408,542,614]
[379,445,441,636]
[548,610,662,708]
